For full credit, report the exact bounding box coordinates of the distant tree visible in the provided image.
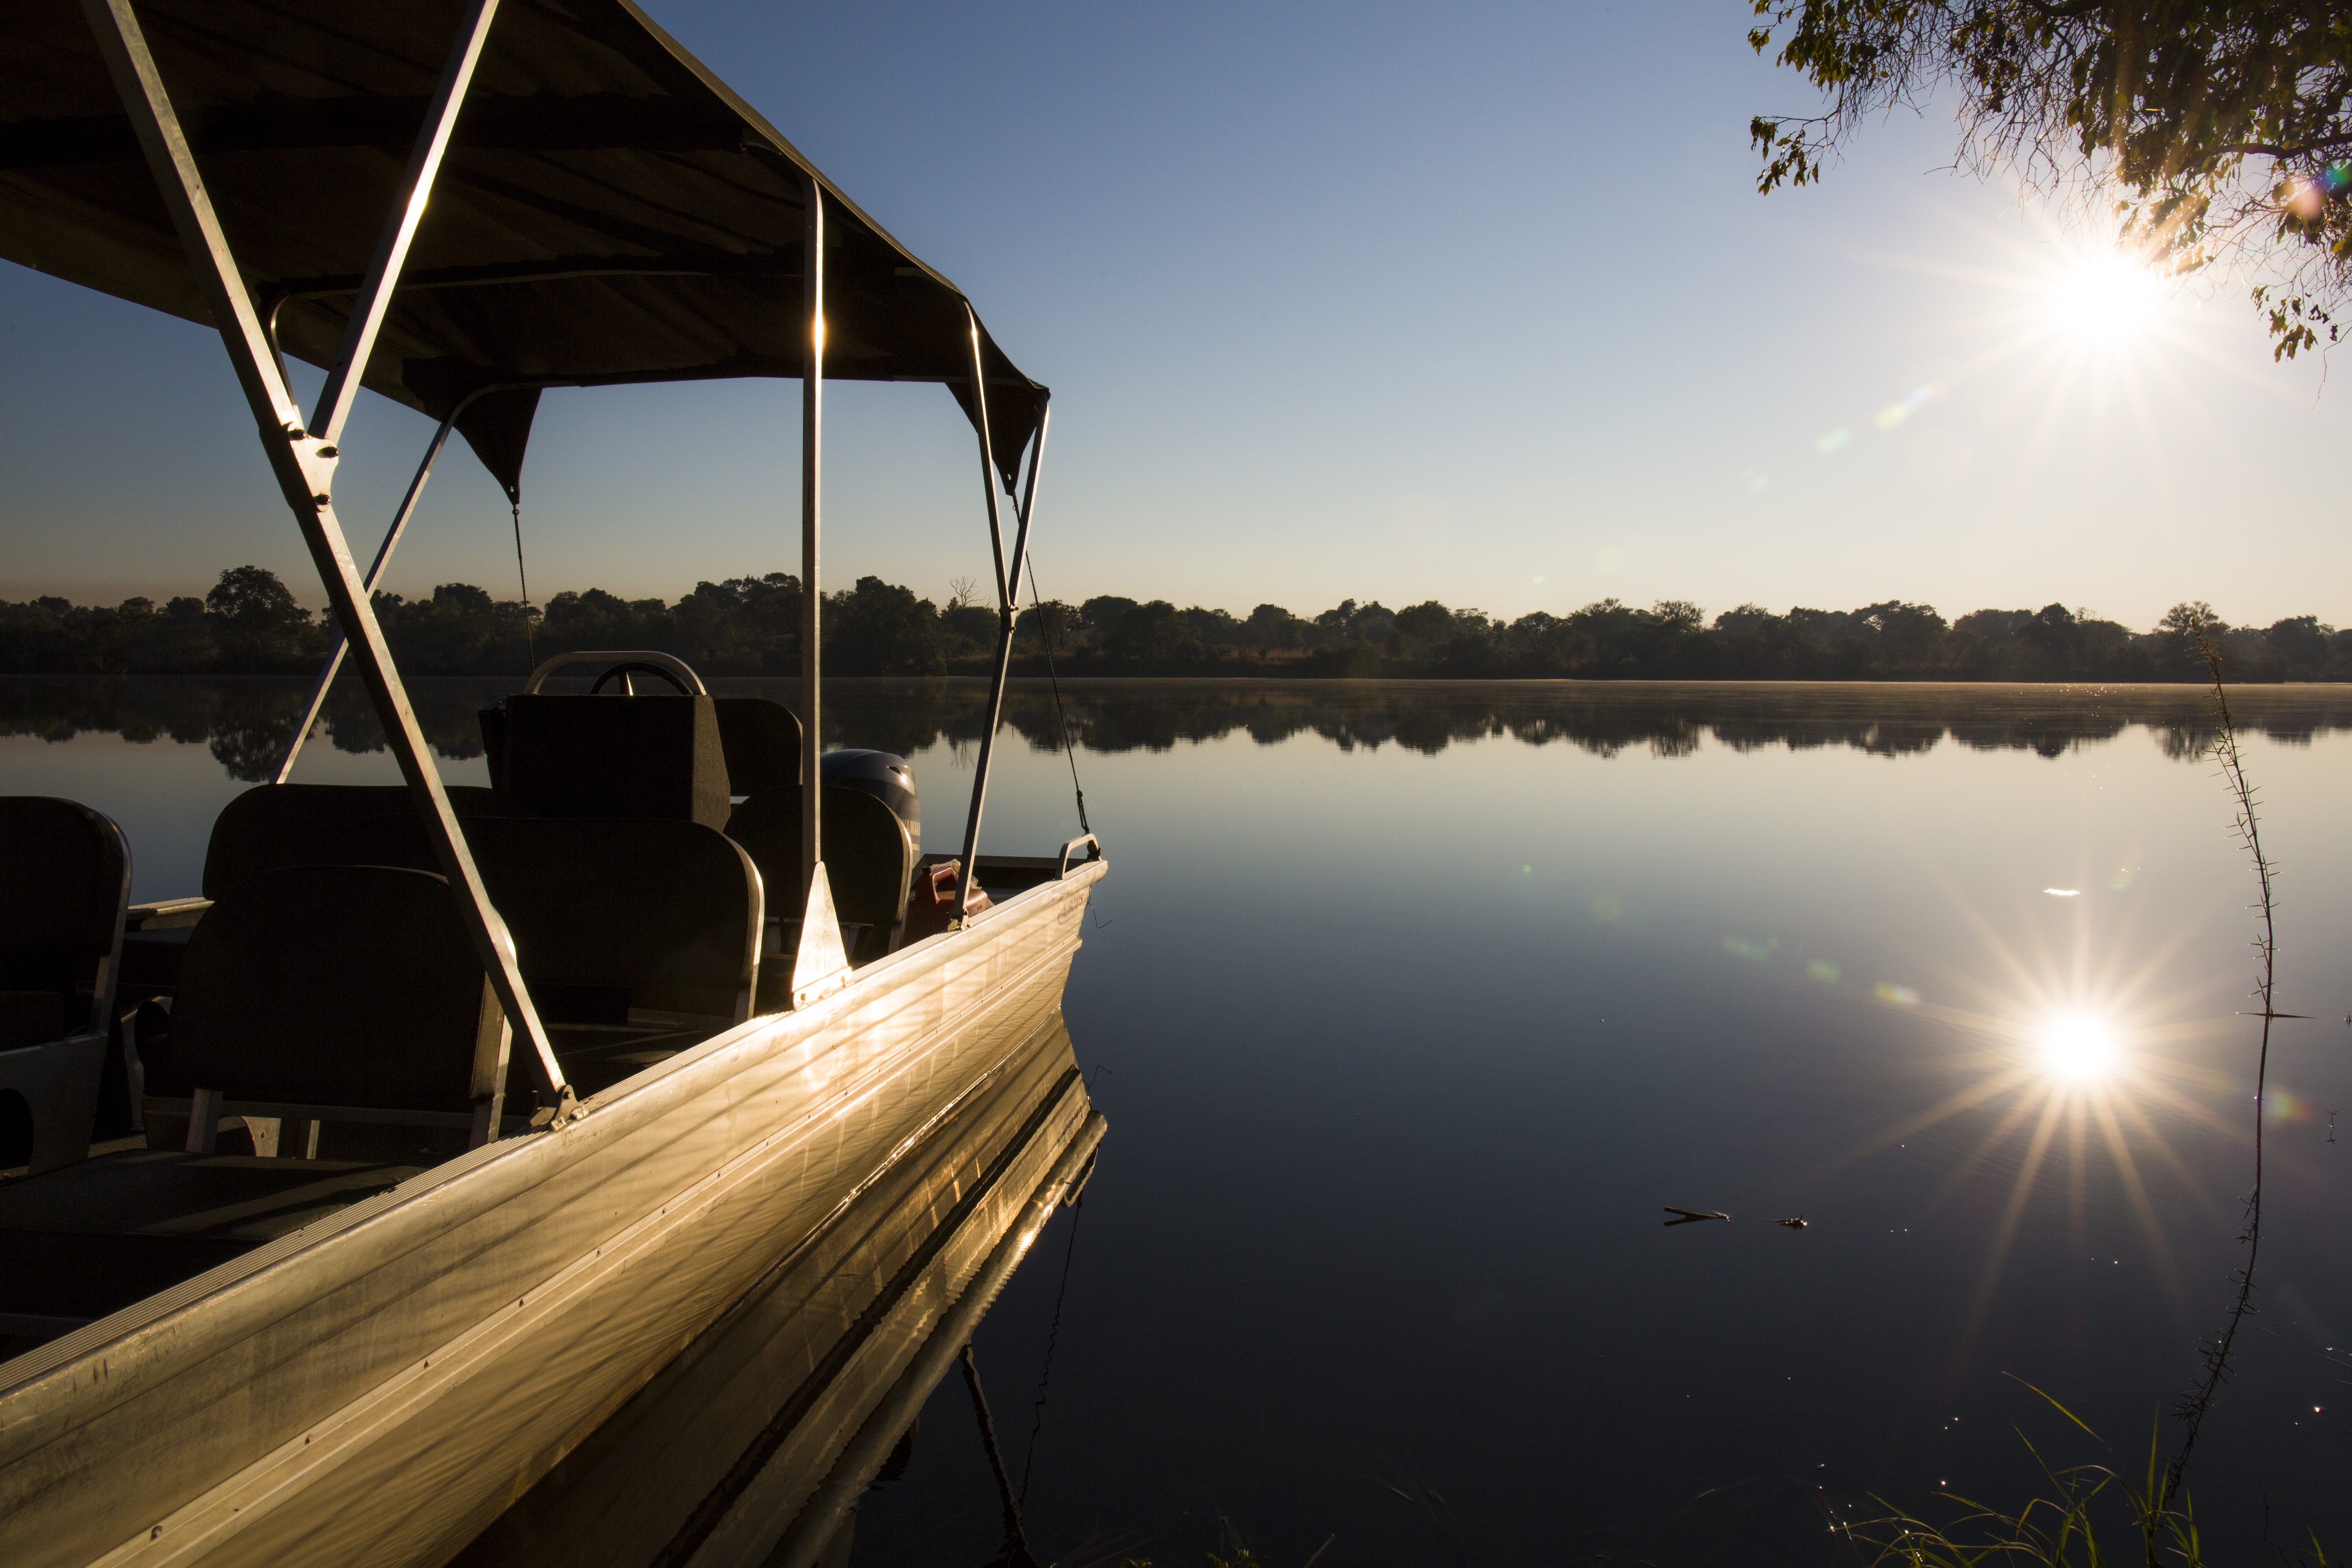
[1391,600,1457,656]
[1080,596,1140,641]
[1104,600,1201,666]
[1861,601,1949,668]
[2263,613,2334,676]
[107,594,216,672]
[540,586,668,655]
[1306,598,1399,648]
[1014,599,1083,657]
[2018,602,2087,673]
[1244,602,1308,655]
[1954,607,2034,647]
[374,581,531,675]
[827,575,947,676]
[1313,599,1359,644]
[2159,600,2225,638]
[1747,1,2352,358]
[204,565,320,670]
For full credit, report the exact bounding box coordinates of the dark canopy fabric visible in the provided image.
[0,0,1047,499]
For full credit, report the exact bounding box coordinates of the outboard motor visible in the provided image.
[821,750,920,855]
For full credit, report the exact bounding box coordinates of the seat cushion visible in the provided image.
[0,797,129,959]
[713,697,802,795]
[160,865,493,1114]
[202,783,526,901]
[499,694,731,829]
[0,990,67,1051]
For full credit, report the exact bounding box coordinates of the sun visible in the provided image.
[2040,1011,2118,1080]
[2045,251,2164,345]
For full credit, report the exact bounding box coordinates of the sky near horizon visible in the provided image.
[2,0,2345,632]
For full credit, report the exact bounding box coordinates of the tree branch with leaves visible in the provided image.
[1749,0,2352,359]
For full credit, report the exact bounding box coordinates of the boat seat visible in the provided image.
[0,798,130,1174]
[360,815,765,1092]
[714,696,802,795]
[489,692,733,830]
[725,786,913,967]
[120,785,530,1102]
[201,782,528,902]
[153,864,525,1154]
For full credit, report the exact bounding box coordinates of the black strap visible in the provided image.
[1026,559,1091,840]
[510,499,535,667]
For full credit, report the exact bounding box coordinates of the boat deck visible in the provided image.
[0,1152,427,1355]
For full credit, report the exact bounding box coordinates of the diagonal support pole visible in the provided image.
[308,0,501,446]
[83,0,576,1121]
[952,355,1050,924]
[274,404,463,782]
[276,380,525,782]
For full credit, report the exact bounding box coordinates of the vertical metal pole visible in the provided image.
[274,405,462,782]
[82,0,575,1119]
[800,178,824,908]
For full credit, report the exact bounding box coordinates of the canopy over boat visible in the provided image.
[0,0,1047,499]
[5,0,1061,1128]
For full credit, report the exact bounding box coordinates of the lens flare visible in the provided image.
[2041,1012,2116,1079]
[2046,252,2162,345]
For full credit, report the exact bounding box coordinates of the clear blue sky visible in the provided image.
[3,0,2343,631]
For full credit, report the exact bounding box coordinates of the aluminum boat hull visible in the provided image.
[0,859,1105,1568]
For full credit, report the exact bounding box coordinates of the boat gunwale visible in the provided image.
[0,857,1103,1449]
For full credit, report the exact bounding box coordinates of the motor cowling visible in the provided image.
[820,749,919,855]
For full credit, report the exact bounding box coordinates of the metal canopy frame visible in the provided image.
[87,0,1052,1067]
[81,0,577,1124]
[272,381,523,783]
[953,310,1051,925]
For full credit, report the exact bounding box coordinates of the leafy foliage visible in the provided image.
[1748,1,2352,357]
[10,572,2352,682]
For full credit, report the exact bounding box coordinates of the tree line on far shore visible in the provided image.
[5,567,2350,683]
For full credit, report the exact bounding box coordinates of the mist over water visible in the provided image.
[7,677,2351,1564]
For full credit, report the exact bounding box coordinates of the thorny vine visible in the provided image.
[2163,618,2284,1509]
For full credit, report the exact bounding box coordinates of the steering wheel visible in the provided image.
[590,660,695,696]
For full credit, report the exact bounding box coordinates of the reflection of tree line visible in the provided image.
[989,681,2352,761]
[9,678,2352,781]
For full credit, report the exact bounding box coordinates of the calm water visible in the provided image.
[8,677,2352,1565]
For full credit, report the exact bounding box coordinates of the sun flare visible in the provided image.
[2045,252,2163,345]
[2040,1011,2118,1080]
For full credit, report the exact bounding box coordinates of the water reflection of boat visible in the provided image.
[0,4,1101,1566]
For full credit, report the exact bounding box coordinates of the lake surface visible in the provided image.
[8,677,2352,1566]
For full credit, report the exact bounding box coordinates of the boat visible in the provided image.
[0,2,1105,1564]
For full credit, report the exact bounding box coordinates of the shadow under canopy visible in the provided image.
[0,0,1048,496]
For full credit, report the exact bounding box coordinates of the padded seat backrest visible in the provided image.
[163,865,496,1114]
[361,816,763,995]
[725,787,914,932]
[0,797,130,1027]
[202,783,523,901]
[714,697,802,795]
[498,694,731,829]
